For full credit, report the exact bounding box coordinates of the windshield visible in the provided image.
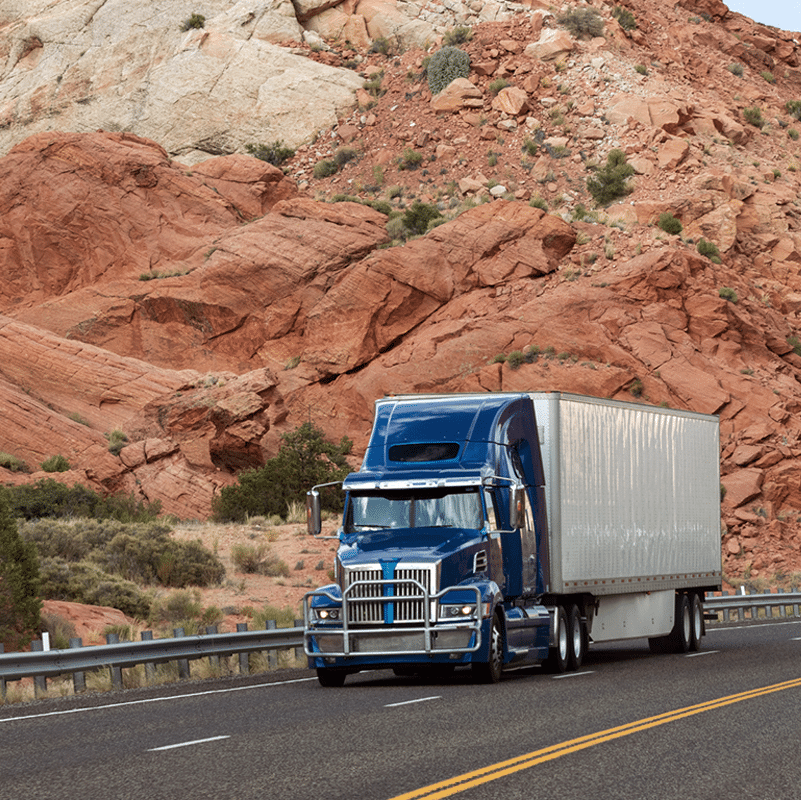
[345,488,483,533]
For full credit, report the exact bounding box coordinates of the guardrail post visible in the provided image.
[173,628,190,679]
[294,619,303,663]
[69,638,86,693]
[30,639,47,697]
[265,620,277,669]
[0,643,5,701]
[793,587,800,619]
[205,626,220,673]
[105,633,123,690]
[140,631,156,682]
[719,591,729,623]
[236,623,249,674]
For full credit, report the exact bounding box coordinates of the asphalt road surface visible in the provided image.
[1,620,799,800]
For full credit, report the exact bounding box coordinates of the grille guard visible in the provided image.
[303,581,483,658]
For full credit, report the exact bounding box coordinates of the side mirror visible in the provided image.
[509,485,525,530]
[306,490,322,537]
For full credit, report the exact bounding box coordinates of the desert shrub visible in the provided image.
[403,201,442,235]
[6,478,161,522]
[41,454,71,473]
[657,212,683,235]
[180,13,205,31]
[488,78,511,95]
[634,64,648,75]
[558,7,604,38]
[38,556,150,618]
[149,589,203,624]
[386,216,407,241]
[698,238,721,262]
[727,63,744,77]
[718,287,738,304]
[398,148,424,170]
[586,149,635,206]
[106,429,129,456]
[0,451,29,473]
[743,106,764,128]
[443,25,473,46]
[786,100,801,120]
[522,138,538,156]
[41,609,77,650]
[333,147,358,167]
[245,141,295,166]
[760,70,775,84]
[612,5,637,30]
[212,422,351,523]
[0,490,41,651]
[788,336,801,356]
[426,46,470,95]
[789,128,799,141]
[313,159,338,179]
[506,350,526,370]
[231,543,287,575]
[529,195,548,211]
[369,36,396,55]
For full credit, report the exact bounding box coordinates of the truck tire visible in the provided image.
[544,606,569,673]
[472,614,504,684]
[317,668,347,687]
[567,604,586,670]
[669,593,692,653]
[689,593,703,652]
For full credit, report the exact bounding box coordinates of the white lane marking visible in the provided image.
[553,671,594,679]
[707,620,801,632]
[149,735,230,751]
[686,650,719,657]
[385,696,441,708]
[0,677,317,724]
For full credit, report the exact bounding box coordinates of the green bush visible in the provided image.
[727,63,744,77]
[212,423,352,523]
[698,238,721,262]
[180,13,205,31]
[106,429,129,456]
[743,106,764,128]
[488,78,511,95]
[657,212,683,235]
[427,46,470,95]
[718,287,738,304]
[398,148,424,171]
[0,489,41,651]
[529,196,548,211]
[6,479,161,522]
[41,454,71,473]
[0,451,29,473]
[558,7,604,38]
[38,557,151,618]
[245,141,295,167]
[313,159,338,179]
[333,147,358,167]
[403,201,442,235]
[760,70,775,84]
[586,149,635,206]
[786,100,801,120]
[443,26,473,46]
[612,5,637,31]
[506,351,526,370]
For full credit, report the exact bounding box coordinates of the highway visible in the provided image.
[1,621,799,800]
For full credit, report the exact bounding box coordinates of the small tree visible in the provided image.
[0,489,42,651]
[213,423,352,522]
[587,149,635,206]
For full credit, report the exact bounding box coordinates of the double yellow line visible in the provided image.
[390,676,801,799]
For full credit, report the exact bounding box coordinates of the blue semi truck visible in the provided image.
[303,392,722,686]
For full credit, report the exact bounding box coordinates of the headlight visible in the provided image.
[316,608,340,620]
[439,604,477,619]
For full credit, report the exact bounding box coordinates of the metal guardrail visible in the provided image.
[0,621,303,700]
[2,590,800,700]
[704,588,801,623]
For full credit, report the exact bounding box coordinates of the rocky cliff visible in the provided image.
[1,0,801,581]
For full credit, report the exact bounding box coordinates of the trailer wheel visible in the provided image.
[689,593,703,652]
[317,668,347,687]
[545,606,569,673]
[668,593,692,653]
[567,604,586,670]
[473,614,504,684]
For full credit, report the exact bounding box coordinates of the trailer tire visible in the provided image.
[567,604,586,670]
[317,668,347,687]
[473,614,504,684]
[689,593,703,652]
[668,593,692,653]
[545,606,569,673]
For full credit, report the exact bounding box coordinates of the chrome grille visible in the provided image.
[344,566,433,624]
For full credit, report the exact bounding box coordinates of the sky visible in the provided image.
[724,0,801,33]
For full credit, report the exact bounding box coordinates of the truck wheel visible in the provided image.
[689,593,703,652]
[567,604,586,670]
[668,593,692,653]
[317,668,347,687]
[473,615,504,684]
[545,606,569,673]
